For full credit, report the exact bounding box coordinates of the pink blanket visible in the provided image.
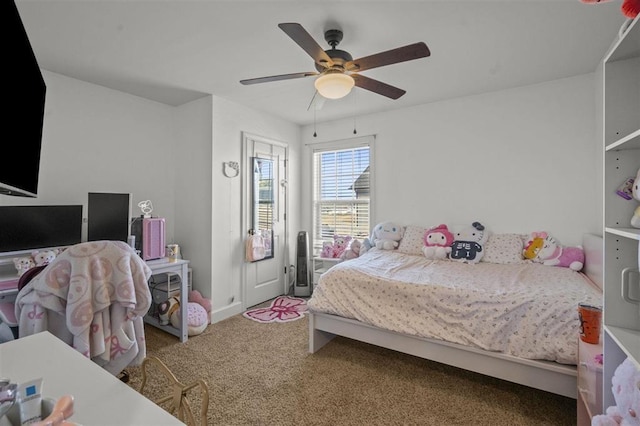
[15,241,152,375]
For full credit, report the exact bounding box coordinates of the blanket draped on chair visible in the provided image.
[15,240,152,375]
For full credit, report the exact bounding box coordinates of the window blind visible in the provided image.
[312,143,371,254]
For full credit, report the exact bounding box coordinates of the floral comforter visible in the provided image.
[308,249,601,364]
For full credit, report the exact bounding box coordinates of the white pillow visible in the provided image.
[481,233,525,264]
[397,225,426,256]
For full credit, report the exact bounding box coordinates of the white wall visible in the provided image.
[0,71,177,241]
[209,96,301,321]
[302,74,602,246]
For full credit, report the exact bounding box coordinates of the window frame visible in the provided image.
[310,135,375,255]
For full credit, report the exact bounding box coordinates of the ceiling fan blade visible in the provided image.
[346,42,430,72]
[307,90,326,111]
[352,74,406,100]
[240,72,318,85]
[278,23,334,68]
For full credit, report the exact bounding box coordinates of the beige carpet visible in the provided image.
[126,309,576,426]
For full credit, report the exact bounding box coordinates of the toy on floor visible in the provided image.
[523,231,584,271]
[592,357,640,426]
[422,224,454,260]
[158,291,210,336]
[449,222,489,264]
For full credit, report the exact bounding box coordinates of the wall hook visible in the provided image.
[223,161,240,178]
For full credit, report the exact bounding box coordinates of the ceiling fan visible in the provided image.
[240,23,430,101]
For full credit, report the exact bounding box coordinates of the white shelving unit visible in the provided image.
[601,15,640,413]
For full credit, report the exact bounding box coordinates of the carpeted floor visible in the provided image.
[126,305,576,426]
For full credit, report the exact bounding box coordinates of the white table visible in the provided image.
[144,258,190,342]
[0,331,183,425]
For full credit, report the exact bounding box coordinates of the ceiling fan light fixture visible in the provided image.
[314,72,354,99]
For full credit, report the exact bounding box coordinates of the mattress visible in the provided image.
[308,249,601,364]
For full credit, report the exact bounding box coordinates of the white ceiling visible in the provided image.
[16,0,627,125]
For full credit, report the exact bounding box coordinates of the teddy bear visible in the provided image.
[591,357,640,426]
[523,232,584,271]
[340,239,361,260]
[31,249,57,267]
[369,221,404,250]
[13,256,35,277]
[449,222,489,264]
[332,235,352,258]
[630,168,640,228]
[422,224,454,260]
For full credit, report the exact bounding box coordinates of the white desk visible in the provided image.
[144,258,190,342]
[0,331,183,425]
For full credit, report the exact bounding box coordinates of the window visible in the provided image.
[312,137,373,253]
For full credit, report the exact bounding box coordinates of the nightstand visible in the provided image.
[312,257,342,289]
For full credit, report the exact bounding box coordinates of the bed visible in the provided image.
[307,232,603,399]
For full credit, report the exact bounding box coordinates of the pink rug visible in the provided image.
[243,296,308,323]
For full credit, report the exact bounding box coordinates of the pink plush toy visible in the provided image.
[422,224,454,260]
[321,242,334,258]
[592,357,640,426]
[340,239,361,260]
[523,232,584,271]
[189,290,212,313]
[332,235,352,258]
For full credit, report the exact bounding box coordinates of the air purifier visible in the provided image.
[294,231,311,297]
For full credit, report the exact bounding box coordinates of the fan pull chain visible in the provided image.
[353,90,358,134]
[313,108,317,137]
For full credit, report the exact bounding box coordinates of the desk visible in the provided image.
[144,258,190,343]
[0,331,183,425]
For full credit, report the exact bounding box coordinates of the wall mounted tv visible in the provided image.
[1,0,47,198]
[0,205,83,255]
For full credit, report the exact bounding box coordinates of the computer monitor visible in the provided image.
[87,192,132,242]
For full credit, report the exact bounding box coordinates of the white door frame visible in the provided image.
[241,132,289,309]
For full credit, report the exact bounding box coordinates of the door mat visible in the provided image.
[243,296,308,324]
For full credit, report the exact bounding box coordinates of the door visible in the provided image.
[242,133,288,308]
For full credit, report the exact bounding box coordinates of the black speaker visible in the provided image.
[295,231,311,296]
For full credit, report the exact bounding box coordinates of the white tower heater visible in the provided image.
[294,231,312,297]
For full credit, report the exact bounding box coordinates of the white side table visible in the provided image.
[312,257,342,291]
[144,258,190,342]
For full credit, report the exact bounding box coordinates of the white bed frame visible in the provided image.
[308,233,603,399]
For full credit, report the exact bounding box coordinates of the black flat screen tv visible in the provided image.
[87,192,132,243]
[0,205,83,254]
[1,0,47,198]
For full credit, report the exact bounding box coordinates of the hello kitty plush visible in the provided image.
[523,232,584,271]
[449,222,489,264]
[422,224,454,260]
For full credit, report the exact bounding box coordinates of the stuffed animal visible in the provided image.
[523,232,584,271]
[13,256,35,277]
[332,235,352,258]
[31,249,57,267]
[341,239,361,260]
[592,357,640,426]
[449,222,489,264]
[321,241,335,258]
[158,294,209,337]
[631,168,640,228]
[580,0,640,18]
[370,221,404,250]
[422,224,454,260]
